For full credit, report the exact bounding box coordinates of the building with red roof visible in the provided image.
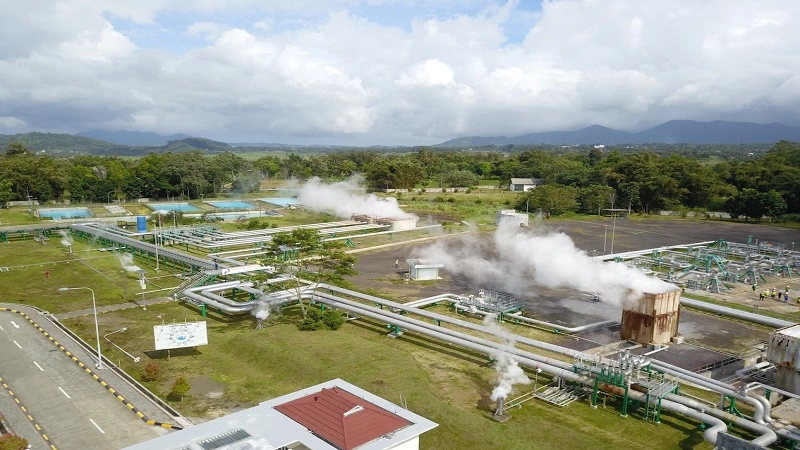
[123,378,437,450]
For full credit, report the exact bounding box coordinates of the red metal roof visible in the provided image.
[274,386,411,450]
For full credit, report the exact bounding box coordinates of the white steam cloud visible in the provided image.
[292,175,416,219]
[58,230,73,247]
[485,314,530,401]
[419,221,674,306]
[252,300,272,330]
[117,253,142,272]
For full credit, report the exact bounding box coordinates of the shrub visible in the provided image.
[321,310,346,330]
[0,434,28,450]
[420,188,426,193]
[171,375,191,401]
[446,197,456,203]
[143,363,161,381]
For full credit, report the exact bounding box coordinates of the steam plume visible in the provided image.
[117,253,142,272]
[484,314,530,401]
[252,301,271,329]
[58,230,73,247]
[419,220,673,306]
[291,175,416,219]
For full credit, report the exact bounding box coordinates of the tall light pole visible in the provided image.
[106,190,114,205]
[58,287,103,369]
[610,212,617,255]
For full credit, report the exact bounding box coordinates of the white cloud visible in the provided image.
[1,0,799,144]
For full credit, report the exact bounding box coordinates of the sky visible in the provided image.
[1,0,798,146]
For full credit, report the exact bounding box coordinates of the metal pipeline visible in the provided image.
[650,360,769,424]
[179,280,780,446]
[469,307,618,333]
[666,393,778,446]
[681,297,794,328]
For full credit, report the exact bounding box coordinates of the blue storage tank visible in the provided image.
[136,216,147,233]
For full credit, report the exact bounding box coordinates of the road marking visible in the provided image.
[12,340,21,349]
[10,321,19,328]
[89,418,105,434]
[33,361,44,371]
[58,387,71,399]
[0,324,4,331]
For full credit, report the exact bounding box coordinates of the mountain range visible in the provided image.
[436,120,800,146]
[77,130,193,146]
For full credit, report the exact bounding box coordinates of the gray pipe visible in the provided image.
[306,290,768,446]
[650,360,767,424]
[181,280,775,446]
[681,297,794,328]
[666,394,777,446]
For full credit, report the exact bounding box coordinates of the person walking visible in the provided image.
[394,259,399,269]
[785,292,790,303]
[759,291,765,301]
[771,288,777,299]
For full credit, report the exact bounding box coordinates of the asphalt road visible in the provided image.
[0,307,166,449]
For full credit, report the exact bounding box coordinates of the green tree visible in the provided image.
[3,141,31,157]
[170,375,191,401]
[519,185,579,216]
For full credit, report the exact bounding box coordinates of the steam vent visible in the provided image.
[620,289,681,345]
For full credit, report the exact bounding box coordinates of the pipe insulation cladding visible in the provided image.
[180,280,783,446]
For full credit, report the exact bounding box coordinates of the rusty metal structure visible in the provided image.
[767,325,800,395]
[620,289,681,345]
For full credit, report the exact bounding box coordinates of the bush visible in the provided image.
[171,375,191,401]
[321,310,346,330]
[0,434,28,450]
[297,308,345,330]
[446,197,456,203]
[143,363,161,381]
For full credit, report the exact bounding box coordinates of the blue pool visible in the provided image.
[148,203,201,212]
[206,200,256,210]
[260,198,299,207]
[38,208,93,219]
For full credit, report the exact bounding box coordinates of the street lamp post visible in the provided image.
[58,287,104,369]
[106,190,114,205]
[103,328,140,363]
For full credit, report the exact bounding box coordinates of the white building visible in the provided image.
[495,210,529,227]
[123,378,437,450]
[405,259,444,281]
[509,178,544,191]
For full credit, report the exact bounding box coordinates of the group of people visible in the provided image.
[757,286,792,303]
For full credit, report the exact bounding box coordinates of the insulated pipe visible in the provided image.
[650,360,768,424]
[182,280,773,446]
[312,291,576,371]
[666,394,778,446]
[313,284,614,364]
[465,306,618,334]
[681,297,794,328]
[403,293,463,308]
[183,291,253,314]
[293,282,773,425]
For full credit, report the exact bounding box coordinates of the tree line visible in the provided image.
[1,140,798,220]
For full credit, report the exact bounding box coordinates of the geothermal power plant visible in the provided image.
[5,185,800,449]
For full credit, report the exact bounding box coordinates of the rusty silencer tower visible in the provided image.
[621,288,681,345]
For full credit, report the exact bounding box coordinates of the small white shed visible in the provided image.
[406,259,444,281]
[496,209,529,226]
